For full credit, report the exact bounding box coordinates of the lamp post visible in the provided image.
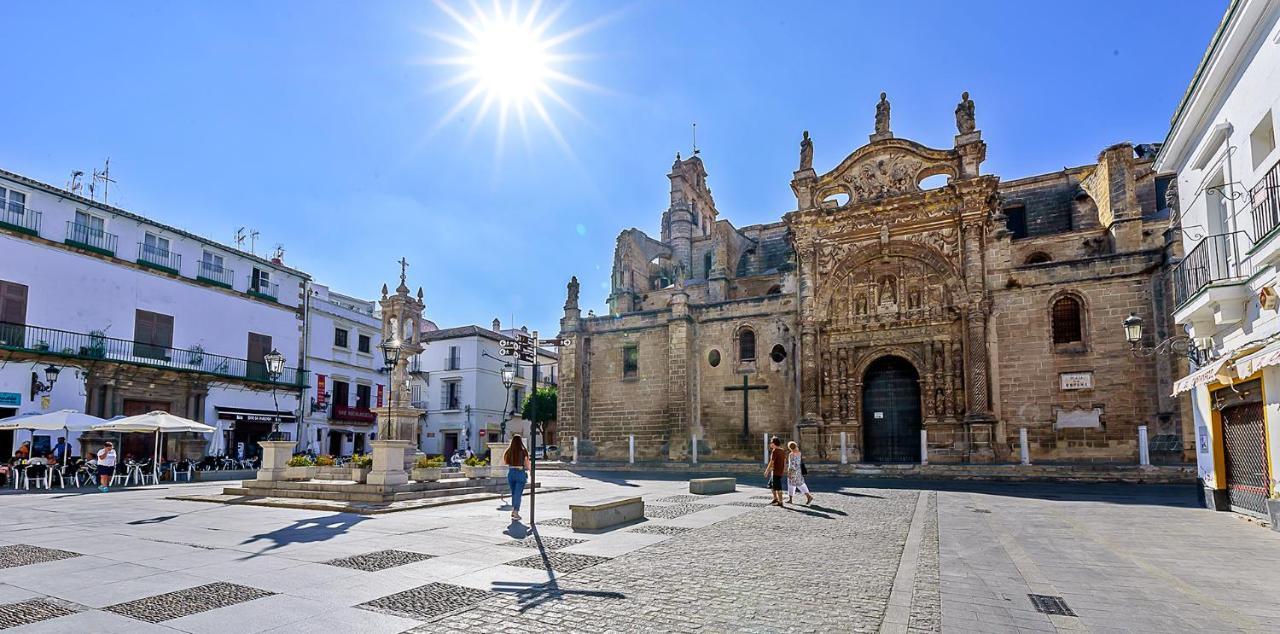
[1123,313,1202,364]
[379,338,402,439]
[500,363,515,442]
[29,364,61,400]
[263,349,287,440]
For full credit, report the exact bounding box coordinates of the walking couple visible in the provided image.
[764,436,813,506]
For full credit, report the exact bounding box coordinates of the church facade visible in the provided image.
[556,94,1189,464]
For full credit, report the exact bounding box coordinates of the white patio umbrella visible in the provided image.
[91,411,215,478]
[0,409,106,466]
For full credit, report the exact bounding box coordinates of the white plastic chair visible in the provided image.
[24,465,49,490]
[110,464,131,487]
[173,461,193,482]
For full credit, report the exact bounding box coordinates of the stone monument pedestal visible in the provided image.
[256,440,297,482]
[368,439,412,487]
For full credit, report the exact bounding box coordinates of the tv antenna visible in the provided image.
[249,230,260,255]
[234,227,246,250]
[67,171,84,196]
[692,122,699,155]
[272,244,285,261]
[91,158,116,203]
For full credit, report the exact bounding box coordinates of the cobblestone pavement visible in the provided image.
[2,471,1280,632]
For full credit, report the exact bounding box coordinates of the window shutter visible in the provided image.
[0,281,28,325]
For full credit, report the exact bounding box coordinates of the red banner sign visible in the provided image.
[317,375,327,407]
[376,384,384,408]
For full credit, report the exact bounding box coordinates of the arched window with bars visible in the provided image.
[1051,295,1084,346]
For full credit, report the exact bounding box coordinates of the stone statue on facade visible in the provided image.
[874,92,891,136]
[1164,178,1180,215]
[955,91,976,135]
[799,130,813,171]
[565,275,580,311]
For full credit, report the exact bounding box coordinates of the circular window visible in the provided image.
[708,349,721,367]
[770,344,787,363]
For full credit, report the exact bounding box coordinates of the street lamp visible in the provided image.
[379,339,403,438]
[500,363,515,441]
[262,349,287,440]
[29,364,61,399]
[1123,312,1201,364]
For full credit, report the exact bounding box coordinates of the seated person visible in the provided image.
[14,441,31,461]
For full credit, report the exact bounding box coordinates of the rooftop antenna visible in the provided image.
[67,171,84,196]
[271,244,285,262]
[234,227,246,250]
[692,122,699,155]
[91,158,115,204]
[249,229,260,255]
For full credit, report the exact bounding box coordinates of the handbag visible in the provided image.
[800,460,808,476]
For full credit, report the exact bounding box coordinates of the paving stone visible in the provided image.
[104,582,274,623]
[726,500,769,508]
[505,551,612,574]
[654,495,701,503]
[0,598,82,629]
[627,525,692,536]
[535,518,573,527]
[323,549,435,572]
[358,582,494,622]
[498,536,588,551]
[643,503,716,519]
[908,492,941,633]
[0,545,82,570]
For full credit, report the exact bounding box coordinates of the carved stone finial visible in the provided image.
[799,130,813,171]
[955,91,976,135]
[565,276,580,311]
[875,92,891,136]
[417,287,424,301]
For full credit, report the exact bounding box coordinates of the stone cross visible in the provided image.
[398,257,409,286]
[724,374,769,438]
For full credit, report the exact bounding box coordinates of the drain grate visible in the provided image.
[970,508,991,514]
[1028,594,1076,617]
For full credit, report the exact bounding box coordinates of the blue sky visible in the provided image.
[2,1,1227,335]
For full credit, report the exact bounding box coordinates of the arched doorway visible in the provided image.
[862,356,921,463]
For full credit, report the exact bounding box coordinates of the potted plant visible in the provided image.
[33,339,49,352]
[461,455,490,479]
[187,344,205,367]
[349,453,372,483]
[412,455,445,482]
[284,454,316,480]
[86,330,107,359]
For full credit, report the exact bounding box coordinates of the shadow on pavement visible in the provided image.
[491,527,626,612]
[238,513,369,556]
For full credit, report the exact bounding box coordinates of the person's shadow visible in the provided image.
[239,513,369,556]
[503,520,530,540]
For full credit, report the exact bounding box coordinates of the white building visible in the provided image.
[301,283,385,457]
[410,319,558,458]
[0,167,307,461]
[1156,0,1280,525]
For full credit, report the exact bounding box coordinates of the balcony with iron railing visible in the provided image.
[196,261,235,288]
[248,276,279,301]
[137,243,182,274]
[1251,159,1280,243]
[0,321,306,387]
[1173,231,1252,307]
[64,221,118,256]
[0,201,41,236]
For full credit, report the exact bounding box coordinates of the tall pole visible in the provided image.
[530,335,539,525]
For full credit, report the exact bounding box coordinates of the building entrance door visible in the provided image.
[121,399,169,462]
[861,356,921,463]
[327,430,344,457]
[443,432,458,458]
[1220,400,1271,518]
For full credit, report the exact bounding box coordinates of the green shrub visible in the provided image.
[464,455,489,467]
[415,455,445,468]
[350,454,373,469]
[287,455,314,467]
[316,454,336,467]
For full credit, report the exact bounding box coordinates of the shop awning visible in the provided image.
[1171,357,1234,396]
[1233,341,1280,379]
[214,407,297,423]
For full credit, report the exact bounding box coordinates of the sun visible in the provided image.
[428,0,597,155]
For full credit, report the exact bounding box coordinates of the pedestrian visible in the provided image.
[52,437,68,463]
[786,441,814,505]
[503,434,531,521]
[96,441,117,493]
[763,436,788,506]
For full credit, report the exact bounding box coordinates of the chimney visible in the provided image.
[492,317,501,331]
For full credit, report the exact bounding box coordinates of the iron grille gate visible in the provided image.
[1220,401,1271,517]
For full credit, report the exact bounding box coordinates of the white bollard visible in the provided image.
[1138,425,1150,466]
[572,437,578,464]
[691,433,698,465]
[629,435,635,464]
[763,433,769,464]
[840,432,848,465]
[1019,428,1030,466]
[920,429,928,465]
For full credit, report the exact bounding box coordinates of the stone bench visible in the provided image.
[570,496,644,531]
[690,477,736,495]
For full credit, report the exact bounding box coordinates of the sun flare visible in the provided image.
[428,0,596,155]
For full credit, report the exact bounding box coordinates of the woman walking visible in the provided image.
[96,441,117,493]
[786,441,813,505]
[503,435,532,521]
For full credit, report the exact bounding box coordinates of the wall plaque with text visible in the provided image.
[1059,372,1094,390]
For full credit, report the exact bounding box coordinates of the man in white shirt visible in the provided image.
[96,441,117,492]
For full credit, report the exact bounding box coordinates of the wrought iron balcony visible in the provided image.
[0,202,40,236]
[65,221,118,256]
[137,243,182,274]
[248,276,279,301]
[1252,159,1280,241]
[197,261,235,288]
[0,321,306,387]
[1172,231,1251,307]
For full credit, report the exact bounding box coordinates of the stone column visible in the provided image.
[667,287,693,460]
[367,439,410,487]
[963,305,993,417]
[256,440,296,482]
[800,322,820,424]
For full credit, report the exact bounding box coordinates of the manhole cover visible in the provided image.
[1028,594,1076,617]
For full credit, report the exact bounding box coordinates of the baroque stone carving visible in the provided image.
[565,275,580,311]
[842,153,924,203]
[799,130,813,171]
[875,92,890,136]
[955,92,975,135]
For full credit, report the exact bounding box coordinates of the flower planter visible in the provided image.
[412,467,442,482]
[462,465,491,479]
[350,467,369,484]
[283,466,316,481]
